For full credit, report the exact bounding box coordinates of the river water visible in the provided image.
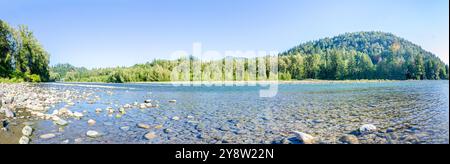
[28,81,449,144]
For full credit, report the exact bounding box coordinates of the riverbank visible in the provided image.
[54,79,401,85]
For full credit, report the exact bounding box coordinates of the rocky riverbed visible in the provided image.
[1,81,449,144]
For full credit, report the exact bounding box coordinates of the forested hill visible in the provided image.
[278,32,448,80]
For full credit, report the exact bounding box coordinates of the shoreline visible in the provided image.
[46,79,405,85]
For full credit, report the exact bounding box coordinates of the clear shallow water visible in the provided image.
[32,81,449,144]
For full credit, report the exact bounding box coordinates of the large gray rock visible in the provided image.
[22,126,33,136]
[19,136,30,144]
[293,131,316,144]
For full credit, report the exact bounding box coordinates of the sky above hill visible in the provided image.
[1,0,448,68]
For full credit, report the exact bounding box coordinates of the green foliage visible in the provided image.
[25,73,41,82]
[280,31,448,80]
[49,31,449,83]
[0,20,50,82]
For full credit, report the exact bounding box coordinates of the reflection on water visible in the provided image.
[28,81,449,144]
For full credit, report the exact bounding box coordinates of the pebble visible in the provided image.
[137,123,151,129]
[120,126,130,131]
[73,112,84,118]
[168,100,177,103]
[86,130,101,138]
[40,133,56,139]
[144,132,157,140]
[87,119,96,125]
[172,116,180,121]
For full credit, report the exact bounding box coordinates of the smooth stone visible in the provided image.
[293,131,316,144]
[54,119,68,126]
[73,112,84,118]
[168,100,177,103]
[22,126,33,136]
[86,130,101,138]
[144,132,157,140]
[95,108,102,113]
[359,124,377,133]
[154,125,163,129]
[137,123,151,129]
[120,126,130,131]
[172,116,180,121]
[339,135,360,144]
[87,119,96,125]
[119,107,126,113]
[144,100,152,103]
[40,133,56,139]
[19,136,30,144]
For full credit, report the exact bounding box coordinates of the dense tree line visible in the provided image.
[0,20,50,82]
[51,32,448,83]
[279,32,448,80]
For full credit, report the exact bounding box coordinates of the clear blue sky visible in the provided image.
[1,0,448,68]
